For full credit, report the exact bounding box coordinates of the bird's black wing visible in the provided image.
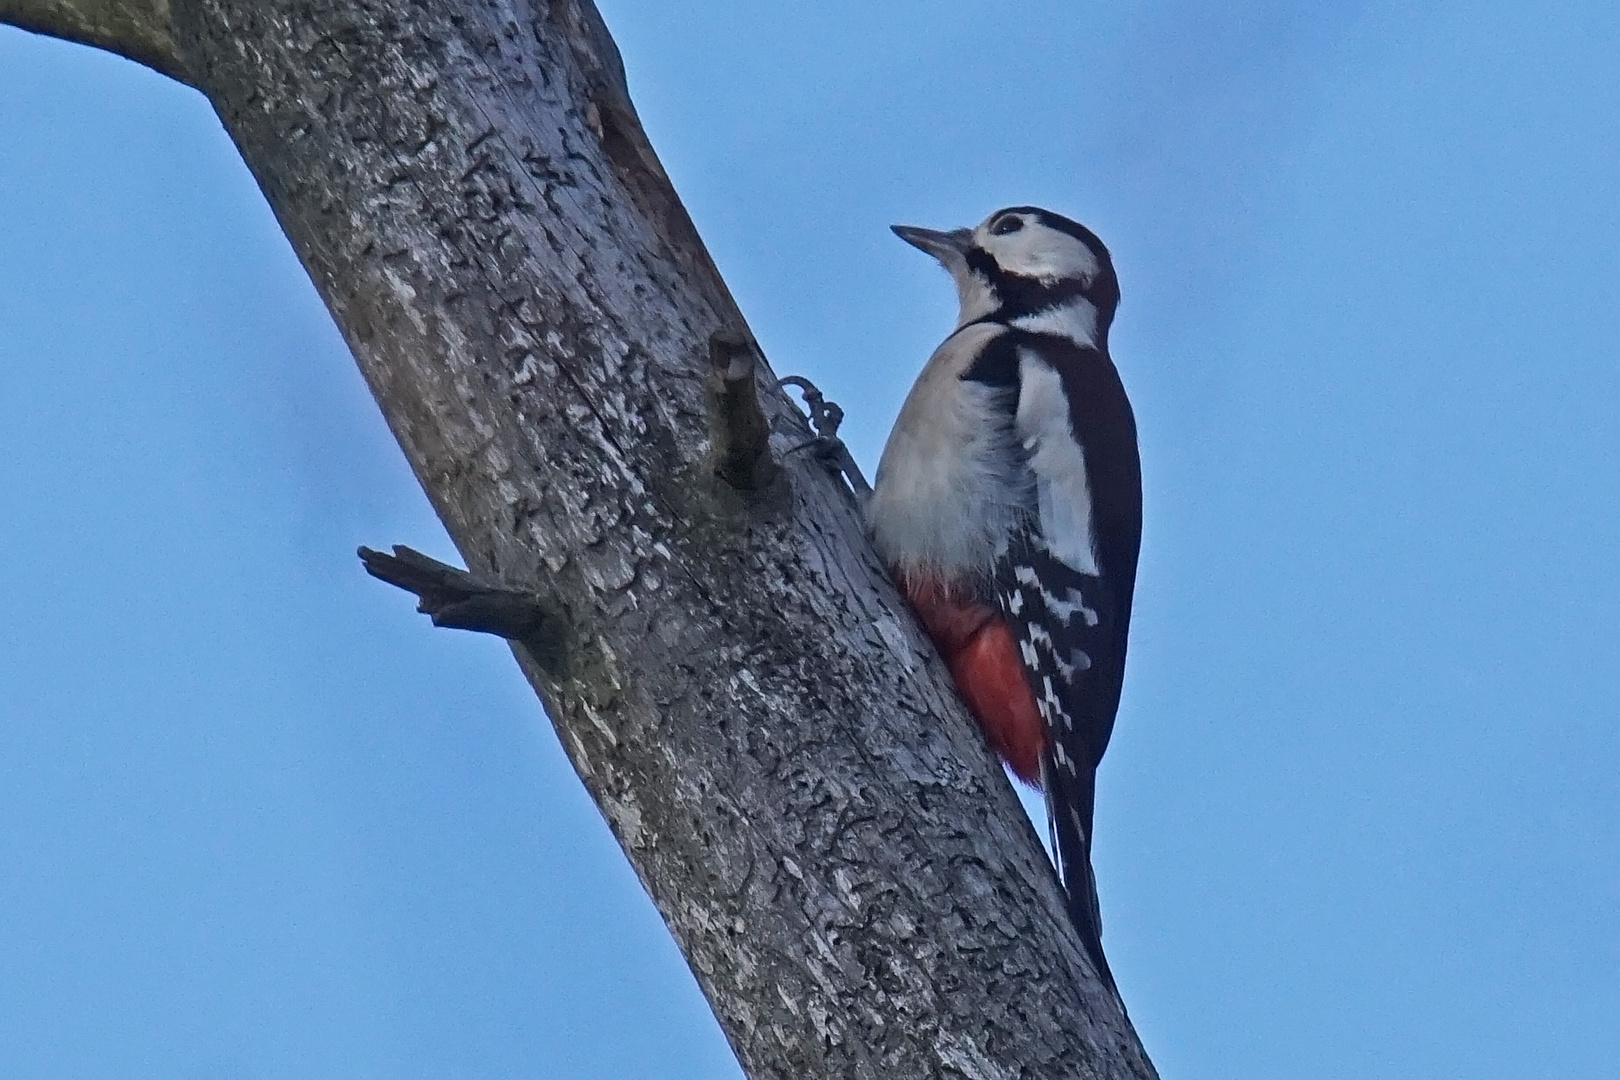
[994,337,1141,996]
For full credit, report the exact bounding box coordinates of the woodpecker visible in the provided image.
[869,206,1140,995]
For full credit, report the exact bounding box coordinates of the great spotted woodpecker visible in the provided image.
[869,206,1141,994]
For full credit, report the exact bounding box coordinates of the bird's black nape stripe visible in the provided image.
[996,274,1097,319]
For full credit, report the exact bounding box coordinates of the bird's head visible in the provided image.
[892,206,1119,344]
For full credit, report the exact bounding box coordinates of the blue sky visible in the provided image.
[2,2,1616,1077]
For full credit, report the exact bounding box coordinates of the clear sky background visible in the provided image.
[1,1,1616,1077]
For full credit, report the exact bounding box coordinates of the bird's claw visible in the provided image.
[780,375,872,500]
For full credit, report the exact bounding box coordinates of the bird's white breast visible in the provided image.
[869,322,1028,582]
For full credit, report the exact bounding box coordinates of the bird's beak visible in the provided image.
[891,224,972,262]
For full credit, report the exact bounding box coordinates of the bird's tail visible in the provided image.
[1041,752,1120,1001]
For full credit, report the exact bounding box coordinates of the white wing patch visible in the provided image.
[1015,352,1100,576]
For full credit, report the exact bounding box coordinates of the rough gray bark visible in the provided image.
[1,2,1161,1077]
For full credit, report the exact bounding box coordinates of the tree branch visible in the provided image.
[0,0,190,85]
[5,0,1160,1076]
[358,544,569,671]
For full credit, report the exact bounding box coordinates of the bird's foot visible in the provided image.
[780,375,871,501]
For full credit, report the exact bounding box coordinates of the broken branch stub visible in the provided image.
[707,331,779,493]
[358,545,568,672]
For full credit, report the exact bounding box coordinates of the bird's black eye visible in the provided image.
[991,215,1024,236]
